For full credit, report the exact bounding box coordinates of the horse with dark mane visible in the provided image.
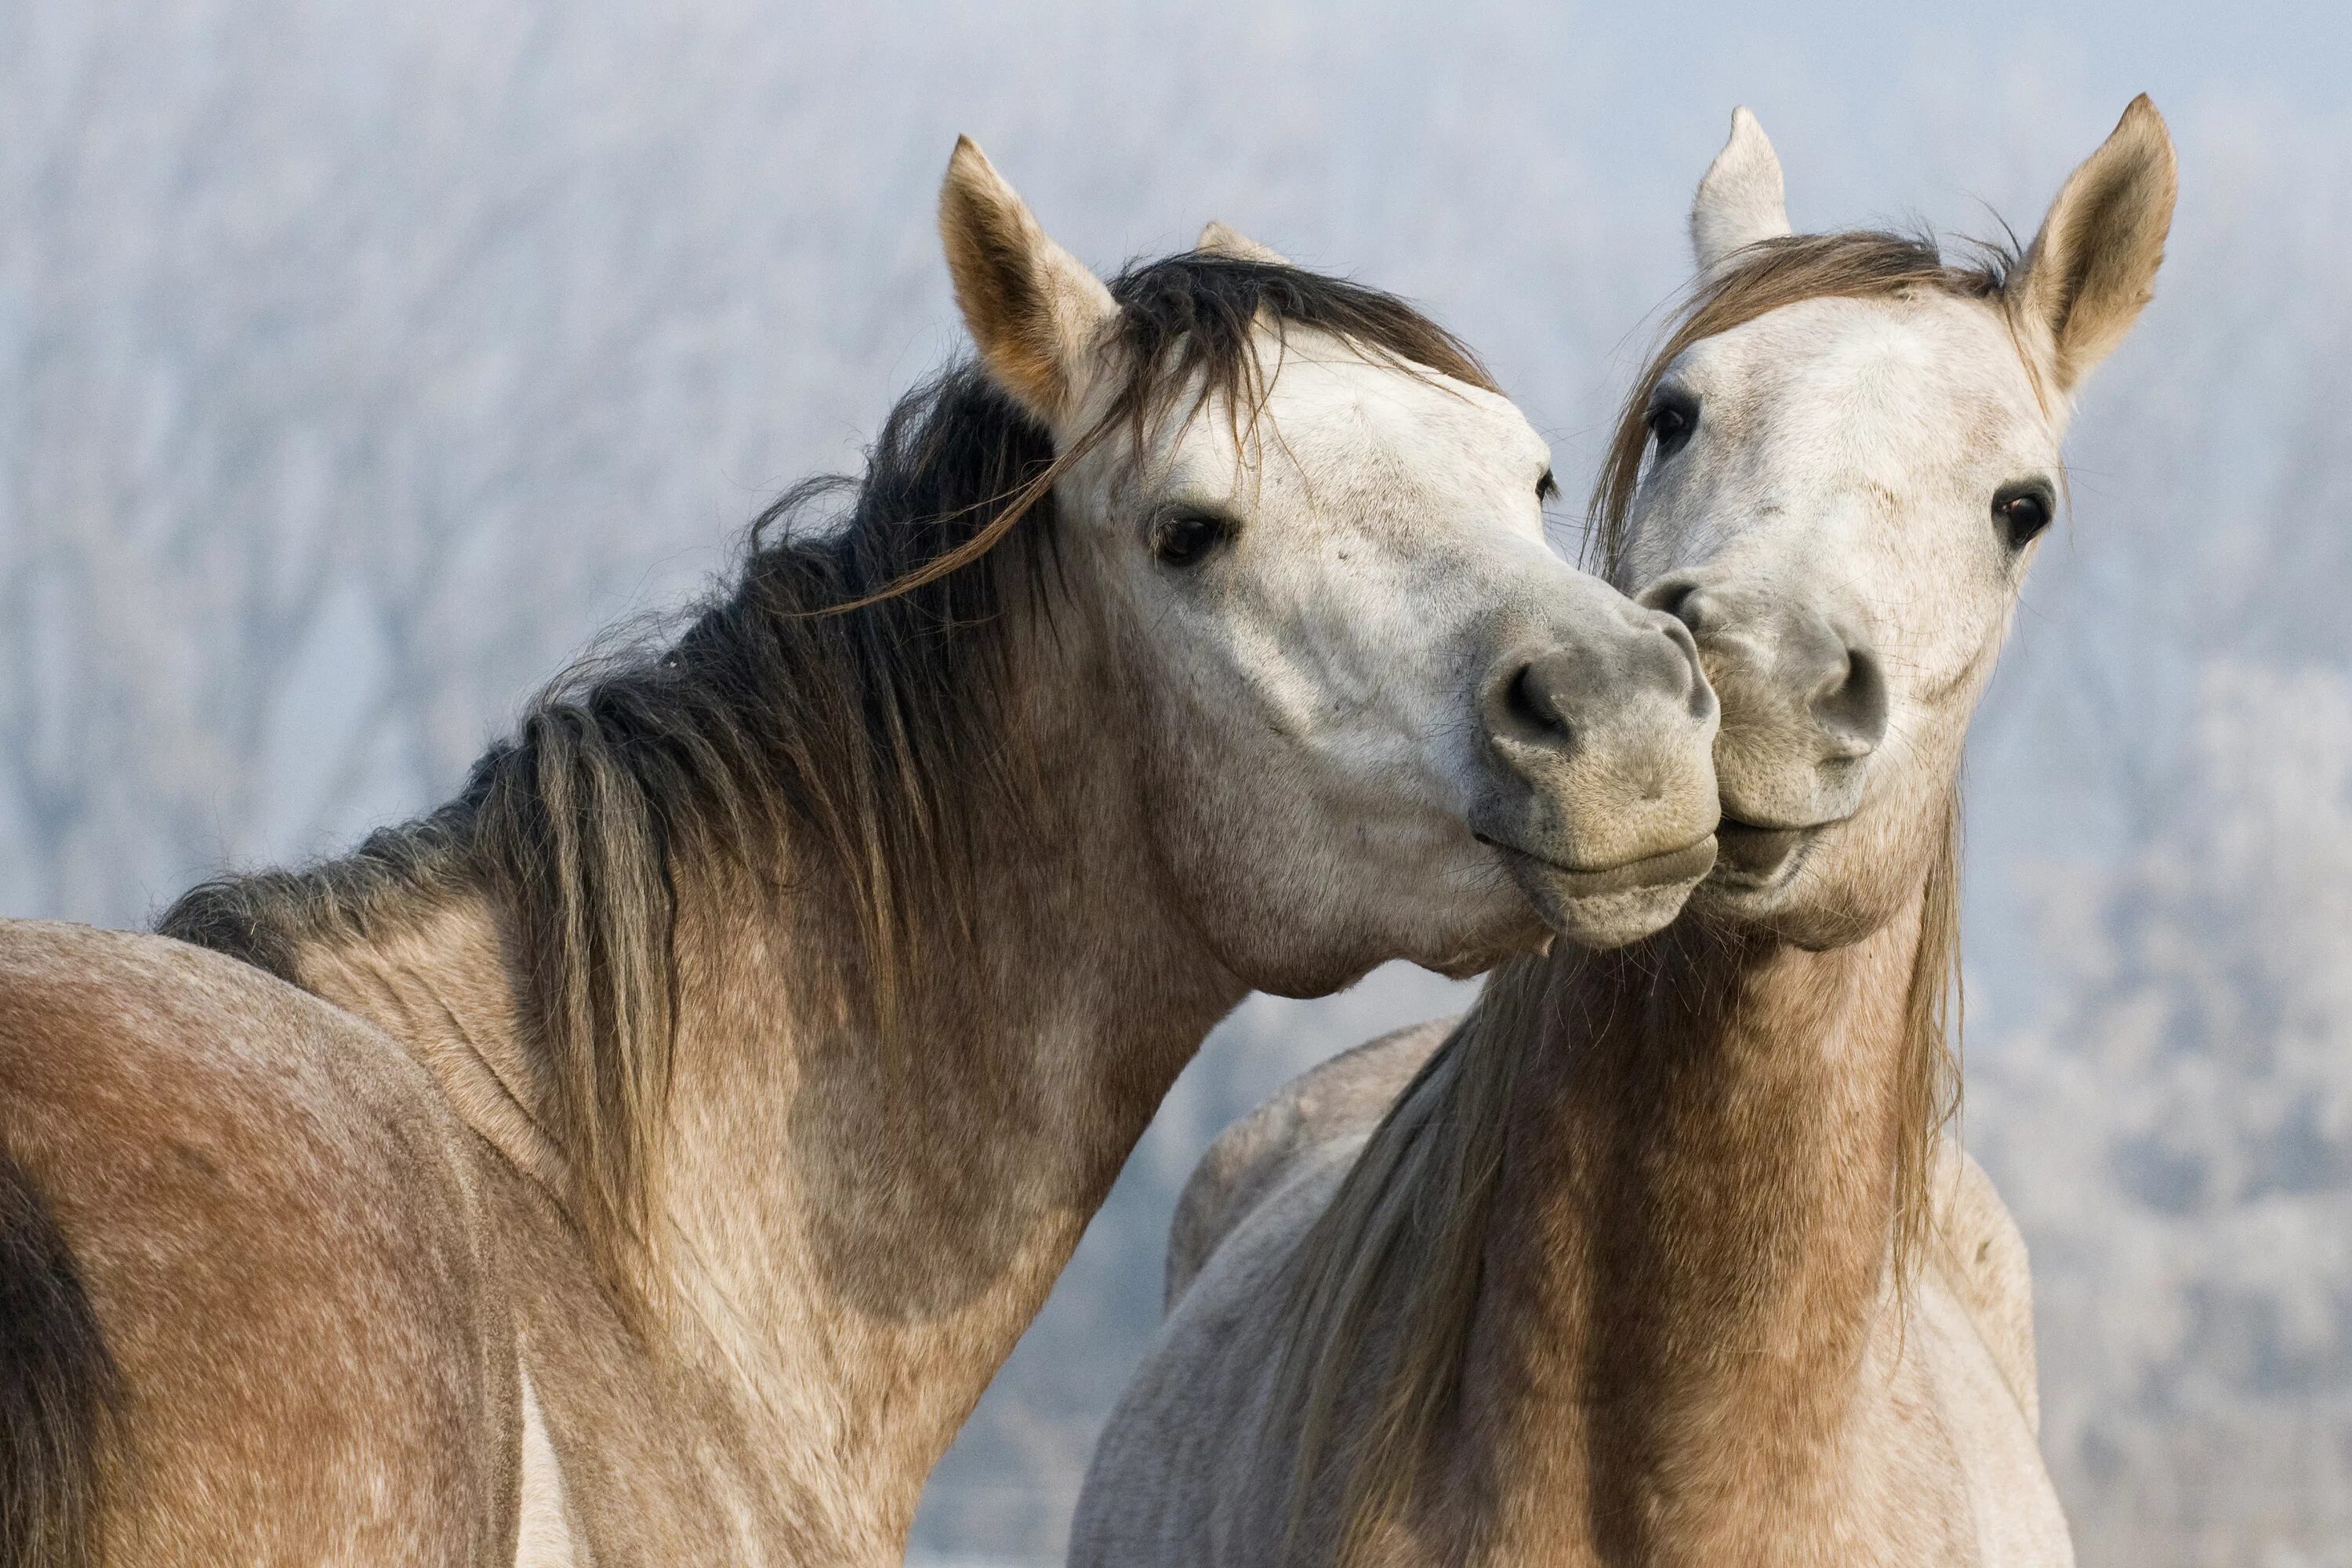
[0,141,1719,1563]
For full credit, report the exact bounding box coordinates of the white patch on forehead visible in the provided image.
[1164,328,1550,539]
[1680,294,2055,485]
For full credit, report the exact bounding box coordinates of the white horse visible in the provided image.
[0,143,1721,1564]
[1072,98,2176,1568]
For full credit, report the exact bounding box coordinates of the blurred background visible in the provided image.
[5,2,2348,1563]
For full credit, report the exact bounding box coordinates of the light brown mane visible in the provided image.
[1268,230,1993,1566]
[158,252,1494,1308]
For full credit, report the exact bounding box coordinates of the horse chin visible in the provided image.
[1500,837,1719,951]
[1693,820,1888,951]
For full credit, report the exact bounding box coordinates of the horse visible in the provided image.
[0,138,1723,1566]
[1070,97,2176,1568]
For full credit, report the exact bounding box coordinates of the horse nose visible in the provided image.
[1480,612,1711,765]
[1640,574,1886,760]
[1468,595,1720,924]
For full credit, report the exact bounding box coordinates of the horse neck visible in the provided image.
[648,695,1243,1529]
[295,615,1245,1547]
[1462,891,1929,1560]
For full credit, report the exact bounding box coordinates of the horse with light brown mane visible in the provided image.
[1073,99,2177,1568]
[0,142,1724,1565]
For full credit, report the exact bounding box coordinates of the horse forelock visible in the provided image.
[158,251,1486,1312]
[1102,252,1497,465]
[1588,228,2016,583]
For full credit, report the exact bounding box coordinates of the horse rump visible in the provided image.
[0,1149,117,1568]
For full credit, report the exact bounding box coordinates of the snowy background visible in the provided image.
[5,2,2350,1563]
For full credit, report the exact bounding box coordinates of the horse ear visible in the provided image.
[2005,95,2176,394]
[938,136,1117,426]
[1690,107,1791,278]
[1196,221,1291,266]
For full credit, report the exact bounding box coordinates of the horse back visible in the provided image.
[0,919,521,1564]
[1164,1018,1454,1311]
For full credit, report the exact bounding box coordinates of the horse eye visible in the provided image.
[1646,392,1697,456]
[1152,512,1230,568]
[1994,485,2054,550]
[1536,469,1559,503]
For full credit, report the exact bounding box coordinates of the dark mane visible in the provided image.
[159,250,1491,1291]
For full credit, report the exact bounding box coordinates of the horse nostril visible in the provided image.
[1482,651,1590,760]
[1639,575,1708,635]
[1656,616,1715,720]
[1812,643,1889,753]
[1505,660,1572,741]
[1653,615,1696,688]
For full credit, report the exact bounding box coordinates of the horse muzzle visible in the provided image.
[1470,593,1722,949]
[1639,572,1886,896]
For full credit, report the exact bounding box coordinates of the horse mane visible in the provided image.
[1266,228,1996,1566]
[158,249,1494,1302]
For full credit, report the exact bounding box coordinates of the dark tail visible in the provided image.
[0,1151,118,1568]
